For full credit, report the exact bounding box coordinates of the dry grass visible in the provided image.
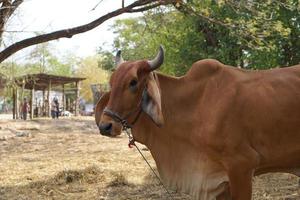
[0,117,299,200]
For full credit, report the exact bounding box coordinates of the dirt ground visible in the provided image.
[0,117,299,200]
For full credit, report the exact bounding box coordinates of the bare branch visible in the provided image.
[0,0,176,63]
[0,0,23,42]
[129,3,167,13]
[129,0,176,12]
[90,0,104,11]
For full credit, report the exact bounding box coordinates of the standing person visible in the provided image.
[51,98,57,119]
[54,98,59,119]
[21,98,29,120]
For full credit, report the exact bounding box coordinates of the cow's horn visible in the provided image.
[115,50,124,67]
[148,45,164,70]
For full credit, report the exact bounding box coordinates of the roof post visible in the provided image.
[16,87,19,119]
[62,84,65,112]
[30,85,35,119]
[47,80,51,117]
[42,89,45,116]
[12,87,16,120]
[75,81,79,116]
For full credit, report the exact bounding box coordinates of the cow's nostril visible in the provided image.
[99,122,112,135]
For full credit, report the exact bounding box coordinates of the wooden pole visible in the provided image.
[16,87,19,119]
[20,80,25,118]
[30,86,34,119]
[67,98,70,112]
[12,87,16,119]
[42,89,45,116]
[20,79,25,101]
[35,97,38,117]
[47,80,51,117]
[75,81,79,116]
[62,84,65,111]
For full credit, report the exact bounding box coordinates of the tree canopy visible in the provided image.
[0,0,179,103]
[0,0,179,63]
[109,0,300,75]
[1,0,300,103]
[75,55,109,102]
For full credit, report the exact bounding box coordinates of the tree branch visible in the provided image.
[0,0,176,63]
[0,0,23,35]
[129,1,170,13]
[90,0,105,11]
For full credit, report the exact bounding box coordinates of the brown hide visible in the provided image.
[97,59,300,200]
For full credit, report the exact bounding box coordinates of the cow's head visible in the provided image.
[98,46,165,137]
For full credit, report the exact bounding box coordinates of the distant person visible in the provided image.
[21,98,29,120]
[51,98,57,119]
[55,98,59,119]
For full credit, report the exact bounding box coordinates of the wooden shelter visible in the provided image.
[13,73,85,119]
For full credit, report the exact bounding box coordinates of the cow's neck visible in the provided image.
[132,71,205,144]
[132,72,187,145]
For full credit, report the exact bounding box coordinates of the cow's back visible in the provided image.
[233,66,300,169]
[183,61,300,171]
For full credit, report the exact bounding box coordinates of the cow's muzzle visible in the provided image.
[99,122,112,136]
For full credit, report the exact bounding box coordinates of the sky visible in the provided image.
[3,0,139,62]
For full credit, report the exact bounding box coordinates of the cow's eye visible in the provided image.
[129,79,138,92]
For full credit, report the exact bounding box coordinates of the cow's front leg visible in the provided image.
[216,184,231,200]
[227,168,253,200]
[222,146,259,200]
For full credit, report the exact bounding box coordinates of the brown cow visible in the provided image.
[96,46,300,200]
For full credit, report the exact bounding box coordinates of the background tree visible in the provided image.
[0,0,23,44]
[97,47,115,72]
[75,55,109,103]
[110,0,300,75]
[0,0,179,64]
[0,43,74,76]
[0,0,299,108]
[0,0,179,110]
[28,42,52,73]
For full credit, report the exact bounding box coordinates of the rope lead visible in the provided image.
[124,128,175,200]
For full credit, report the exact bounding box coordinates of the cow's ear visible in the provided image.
[95,92,110,126]
[142,73,164,127]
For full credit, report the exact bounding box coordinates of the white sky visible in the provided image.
[3,0,139,62]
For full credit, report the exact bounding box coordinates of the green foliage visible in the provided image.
[97,47,115,72]
[109,0,300,74]
[75,55,109,103]
[0,44,76,103]
[27,42,74,75]
[47,56,73,76]
[0,43,74,78]
[111,11,201,76]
